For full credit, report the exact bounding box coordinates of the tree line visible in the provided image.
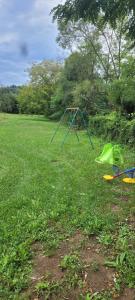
[1,0,135,120]
[0,85,19,114]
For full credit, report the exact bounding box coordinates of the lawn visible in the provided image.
[0,114,135,300]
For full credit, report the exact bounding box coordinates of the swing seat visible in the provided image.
[103,175,114,181]
[123,178,135,184]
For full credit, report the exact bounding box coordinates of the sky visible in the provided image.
[0,0,66,86]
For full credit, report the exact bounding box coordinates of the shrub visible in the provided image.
[108,79,135,116]
[90,113,135,146]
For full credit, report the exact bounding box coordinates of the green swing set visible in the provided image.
[50,107,94,148]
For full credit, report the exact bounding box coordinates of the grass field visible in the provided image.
[0,114,135,300]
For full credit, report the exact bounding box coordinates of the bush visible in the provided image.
[108,79,135,116]
[90,112,135,146]
[73,79,108,115]
[0,86,19,114]
[49,110,63,120]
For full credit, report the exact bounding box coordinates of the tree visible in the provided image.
[18,61,62,116]
[17,84,54,115]
[51,44,107,116]
[51,69,75,115]
[54,16,133,81]
[0,86,19,113]
[63,48,100,82]
[108,56,135,116]
[52,0,135,43]
[55,20,109,78]
[29,60,61,86]
[73,79,108,115]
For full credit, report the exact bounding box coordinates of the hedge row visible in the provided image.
[90,113,135,146]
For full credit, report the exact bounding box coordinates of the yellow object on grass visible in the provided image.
[123,178,135,184]
[103,175,114,181]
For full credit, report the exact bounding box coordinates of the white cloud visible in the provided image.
[0,0,67,85]
[0,32,18,45]
[34,0,46,12]
[34,0,63,12]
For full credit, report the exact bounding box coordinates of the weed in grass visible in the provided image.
[105,224,135,288]
[35,280,61,299]
[84,214,117,237]
[130,206,135,216]
[59,254,84,289]
[65,271,83,289]
[36,280,50,294]
[60,254,82,272]
[83,291,112,300]
[84,217,106,236]
[90,261,100,272]
[97,232,113,246]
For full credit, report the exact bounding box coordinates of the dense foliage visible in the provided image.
[52,0,135,43]
[0,86,19,113]
[90,112,135,146]
[18,61,61,116]
[16,12,135,123]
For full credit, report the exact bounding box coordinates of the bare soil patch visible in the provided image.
[80,239,115,293]
[23,231,134,300]
[31,231,84,282]
[119,195,130,202]
[117,287,135,300]
[111,204,122,212]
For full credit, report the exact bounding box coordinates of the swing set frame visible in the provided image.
[50,107,94,148]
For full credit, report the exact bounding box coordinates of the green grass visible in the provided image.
[0,114,134,299]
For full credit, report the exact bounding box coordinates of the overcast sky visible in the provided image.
[0,0,66,86]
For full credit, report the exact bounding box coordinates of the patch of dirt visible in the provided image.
[119,195,130,202]
[128,215,135,223]
[31,242,43,254]
[31,244,65,285]
[111,186,131,202]
[117,287,135,300]
[21,233,83,299]
[84,267,114,293]
[111,204,121,212]
[127,215,135,229]
[23,231,134,300]
[81,245,115,293]
[111,186,131,193]
[26,231,85,299]
[68,231,83,243]
[30,233,114,297]
[50,287,81,300]
[51,160,60,164]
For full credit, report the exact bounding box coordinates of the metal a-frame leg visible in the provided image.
[50,109,67,144]
[75,130,80,142]
[61,109,79,147]
[80,111,94,149]
[66,112,80,143]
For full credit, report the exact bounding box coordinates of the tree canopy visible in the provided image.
[17,61,62,116]
[0,86,19,113]
[52,0,135,43]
